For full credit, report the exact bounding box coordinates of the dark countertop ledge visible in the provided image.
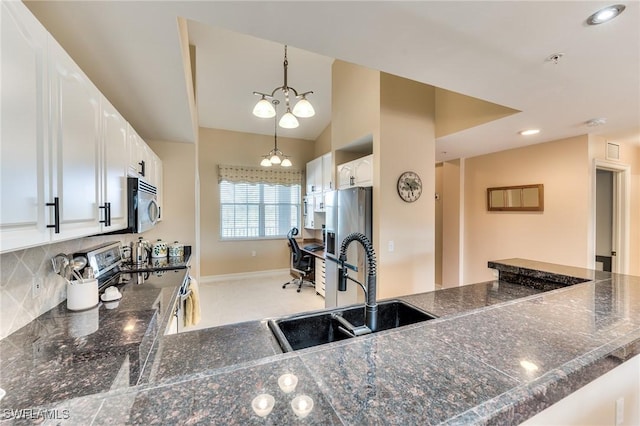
[1,258,638,425]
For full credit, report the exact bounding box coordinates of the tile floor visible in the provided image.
[183,271,325,332]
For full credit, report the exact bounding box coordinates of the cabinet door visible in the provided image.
[337,162,354,189]
[322,153,333,192]
[354,154,373,186]
[0,1,50,251]
[101,97,128,231]
[313,194,324,213]
[50,41,102,239]
[306,157,322,194]
[152,152,163,220]
[127,125,145,177]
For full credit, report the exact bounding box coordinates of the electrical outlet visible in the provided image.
[388,240,394,252]
[251,250,256,257]
[32,276,42,298]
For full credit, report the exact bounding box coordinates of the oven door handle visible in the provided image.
[180,288,192,302]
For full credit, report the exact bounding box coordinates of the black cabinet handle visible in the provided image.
[138,160,146,177]
[46,197,60,234]
[349,176,355,186]
[99,202,111,227]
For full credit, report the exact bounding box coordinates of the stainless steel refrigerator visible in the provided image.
[324,187,373,308]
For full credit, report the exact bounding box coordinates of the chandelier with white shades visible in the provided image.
[252,45,315,129]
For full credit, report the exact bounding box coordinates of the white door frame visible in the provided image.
[592,159,630,274]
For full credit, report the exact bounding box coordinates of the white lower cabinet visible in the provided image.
[315,257,326,297]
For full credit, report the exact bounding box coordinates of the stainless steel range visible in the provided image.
[73,241,190,290]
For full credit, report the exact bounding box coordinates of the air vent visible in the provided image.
[606,142,620,161]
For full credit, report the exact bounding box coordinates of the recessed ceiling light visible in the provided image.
[587,4,625,25]
[519,129,540,136]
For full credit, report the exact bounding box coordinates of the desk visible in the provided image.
[301,242,326,297]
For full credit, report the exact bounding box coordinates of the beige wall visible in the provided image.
[435,88,519,138]
[331,60,380,152]
[377,73,436,298]
[146,140,198,276]
[442,159,463,288]
[330,62,436,298]
[435,163,443,285]
[314,123,331,158]
[462,135,591,284]
[198,127,316,277]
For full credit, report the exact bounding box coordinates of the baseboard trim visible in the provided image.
[200,268,290,284]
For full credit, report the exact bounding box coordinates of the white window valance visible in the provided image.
[218,165,302,186]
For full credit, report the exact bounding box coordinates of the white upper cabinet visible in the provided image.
[353,154,373,186]
[127,125,146,178]
[306,157,322,194]
[0,2,161,252]
[0,1,50,251]
[322,152,333,192]
[338,161,354,189]
[49,38,102,240]
[337,154,373,189]
[150,150,163,220]
[101,97,129,231]
[306,153,333,195]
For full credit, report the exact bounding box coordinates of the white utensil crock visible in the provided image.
[66,278,98,311]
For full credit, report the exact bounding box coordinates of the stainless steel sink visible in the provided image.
[268,299,437,352]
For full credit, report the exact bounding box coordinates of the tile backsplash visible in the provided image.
[0,235,138,340]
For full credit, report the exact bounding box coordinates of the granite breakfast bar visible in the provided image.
[1,259,639,424]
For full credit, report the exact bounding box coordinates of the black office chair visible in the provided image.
[282,227,315,293]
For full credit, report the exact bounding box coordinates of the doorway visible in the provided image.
[593,161,630,274]
[595,170,613,271]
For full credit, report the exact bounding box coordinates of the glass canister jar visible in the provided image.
[168,241,184,258]
[151,239,168,258]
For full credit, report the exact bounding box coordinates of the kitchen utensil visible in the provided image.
[132,237,150,265]
[61,256,70,281]
[70,256,87,282]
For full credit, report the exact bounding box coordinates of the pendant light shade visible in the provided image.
[252,45,314,129]
[292,95,315,118]
[253,96,276,118]
[281,158,292,167]
[269,154,282,164]
[260,157,272,167]
[279,109,299,129]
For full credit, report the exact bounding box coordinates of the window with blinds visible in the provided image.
[220,180,301,239]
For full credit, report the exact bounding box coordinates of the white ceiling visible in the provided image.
[26,1,640,162]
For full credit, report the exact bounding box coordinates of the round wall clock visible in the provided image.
[397,171,422,202]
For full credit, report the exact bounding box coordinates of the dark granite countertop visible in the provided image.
[1,259,639,425]
[0,268,188,409]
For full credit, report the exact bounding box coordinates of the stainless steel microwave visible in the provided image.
[127,177,159,233]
